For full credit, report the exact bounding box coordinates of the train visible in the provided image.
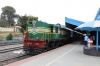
[23,20,83,54]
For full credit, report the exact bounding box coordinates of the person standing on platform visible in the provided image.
[88,35,93,48]
[92,35,95,44]
[84,34,89,49]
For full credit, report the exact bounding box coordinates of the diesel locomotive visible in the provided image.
[24,20,83,54]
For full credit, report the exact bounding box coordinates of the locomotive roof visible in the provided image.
[60,25,73,31]
[60,25,83,35]
[74,30,83,35]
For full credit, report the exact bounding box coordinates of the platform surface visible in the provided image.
[6,41,100,66]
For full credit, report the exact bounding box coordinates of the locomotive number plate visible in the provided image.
[27,42,32,44]
[35,43,39,45]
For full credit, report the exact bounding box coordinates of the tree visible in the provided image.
[1,6,17,27]
[0,19,8,27]
[18,15,38,36]
[28,15,38,21]
[18,15,28,35]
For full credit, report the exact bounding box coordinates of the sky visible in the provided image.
[0,0,100,25]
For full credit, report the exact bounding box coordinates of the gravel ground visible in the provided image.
[0,49,30,66]
[0,43,32,66]
[0,55,32,66]
[0,49,25,62]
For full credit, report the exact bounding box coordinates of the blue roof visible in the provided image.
[94,8,100,20]
[65,17,85,26]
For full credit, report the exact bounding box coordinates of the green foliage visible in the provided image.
[1,6,16,14]
[28,16,38,21]
[18,15,38,35]
[6,34,13,40]
[0,19,9,27]
[18,15,28,35]
[19,28,25,35]
[1,6,17,27]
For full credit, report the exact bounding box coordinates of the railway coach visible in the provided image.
[23,20,83,54]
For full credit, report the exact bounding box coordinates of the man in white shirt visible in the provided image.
[84,34,89,47]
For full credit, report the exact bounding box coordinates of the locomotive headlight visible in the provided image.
[36,37,39,39]
[32,20,36,28]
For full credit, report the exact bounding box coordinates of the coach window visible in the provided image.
[71,31,73,37]
[55,27,58,33]
[51,26,53,33]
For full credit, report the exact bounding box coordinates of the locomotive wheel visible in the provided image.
[42,48,44,52]
[25,51,30,54]
[52,43,55,49]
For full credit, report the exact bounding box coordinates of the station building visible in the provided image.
[65,8,100,45]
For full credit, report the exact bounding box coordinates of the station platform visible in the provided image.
[6,41,100,66]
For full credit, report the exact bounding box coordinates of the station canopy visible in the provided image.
[65,17,85,30]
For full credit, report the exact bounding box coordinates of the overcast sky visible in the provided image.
[0,0,100,25]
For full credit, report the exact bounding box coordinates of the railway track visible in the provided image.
[0,42,22,46]
[0,55,32,66]
[0,46,23,53]
[0,46,25,63]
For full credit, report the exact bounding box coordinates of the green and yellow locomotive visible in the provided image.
[24,20,82,54]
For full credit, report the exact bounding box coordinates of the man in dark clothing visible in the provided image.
[84,34,89,48]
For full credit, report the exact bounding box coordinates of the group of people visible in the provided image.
[84,34,95,49]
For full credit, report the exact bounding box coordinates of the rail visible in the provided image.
[0,43,23,46]
[0,46,23,53]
